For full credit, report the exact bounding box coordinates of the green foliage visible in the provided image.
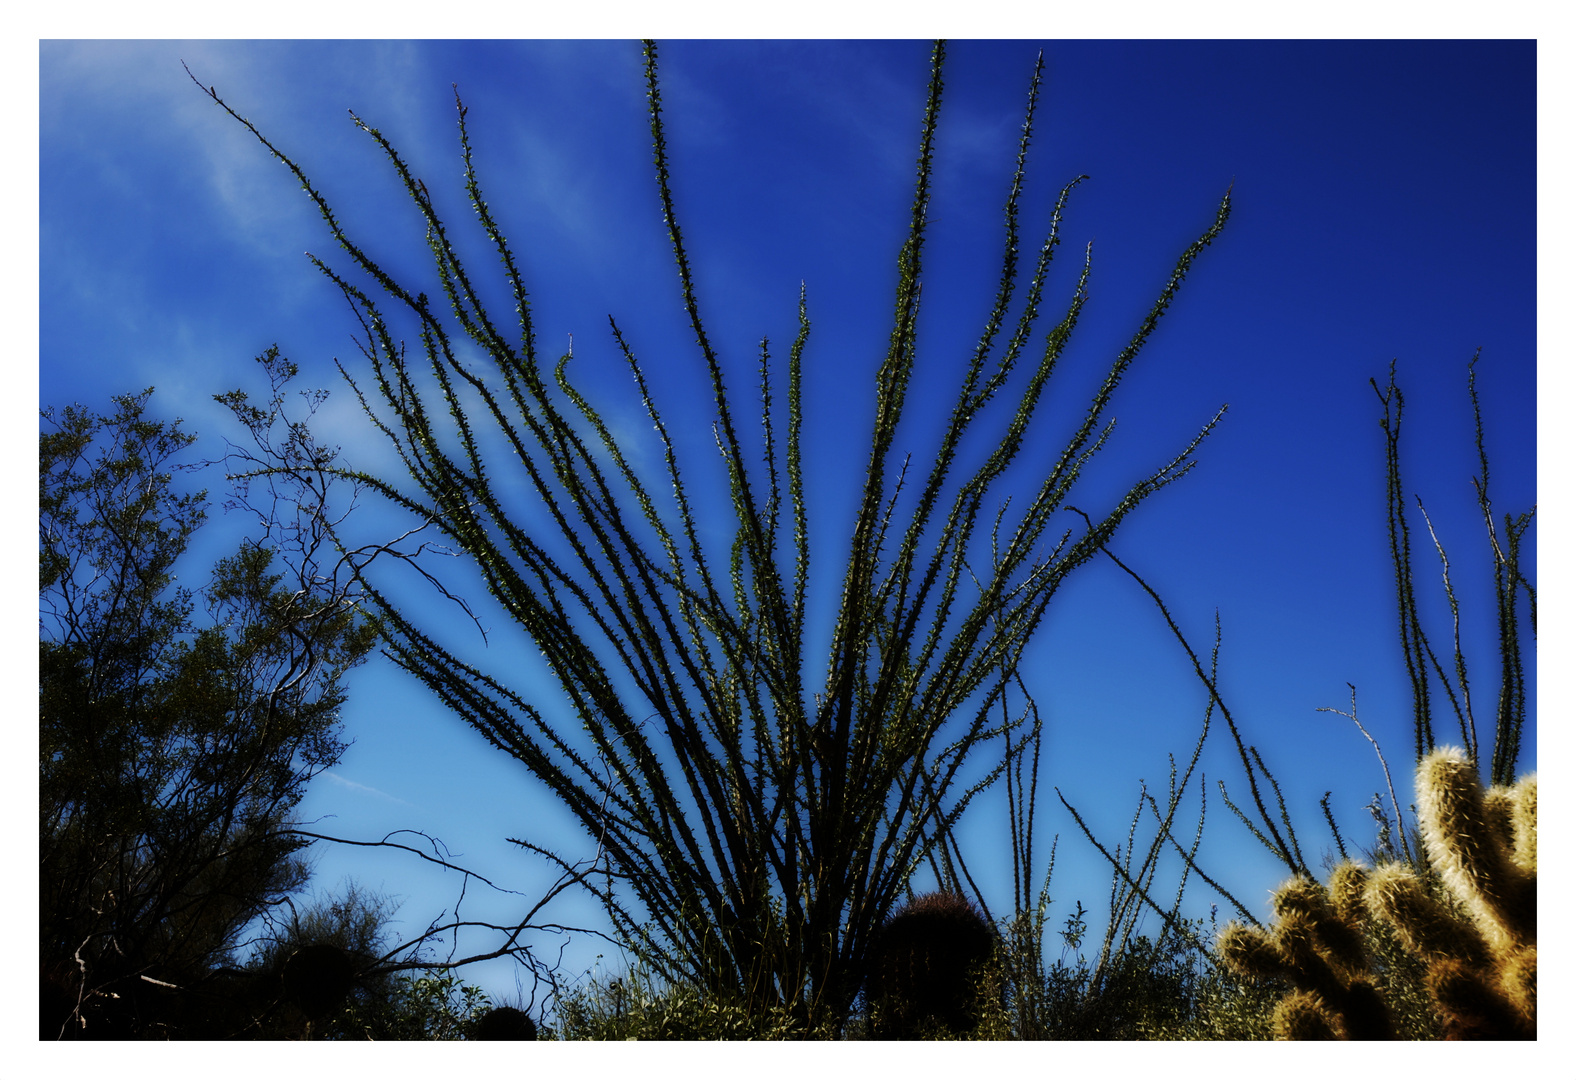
[196,38,1231,1031]
[247,880,398,977]
[236,881,502,1040]
[995,911,1275,1041]
[337,970,494,1040]
[39,391,377,1039]
[239,881,401,1038]
[545,920,1296,1040]
[551,962,838,1040]
[1353,899,1444,1040]
[540,910,1293,1041]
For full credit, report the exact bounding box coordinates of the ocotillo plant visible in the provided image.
[1373,356,1535,785]
[1218,746,1536,1039]
[865,891,998,1039]
[196,41,1231,1028]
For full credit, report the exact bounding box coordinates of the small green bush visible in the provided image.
[335,970,494,1040]
[549,925,1301,1040]
[1013,923,1277,1040]
[551,964,839,1040]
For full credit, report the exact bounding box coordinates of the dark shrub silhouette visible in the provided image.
[472,1005,537,1040]
[282,944,356,1021]
[866,891,997,1039]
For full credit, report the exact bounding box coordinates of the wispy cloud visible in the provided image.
[321,770,417,808]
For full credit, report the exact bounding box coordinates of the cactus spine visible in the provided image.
[1218,746,1535,1039]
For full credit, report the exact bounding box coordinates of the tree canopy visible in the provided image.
[39,390,377,1038]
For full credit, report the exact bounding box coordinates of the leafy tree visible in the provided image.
[39,390,377,1039]
[196,40,1231,1030]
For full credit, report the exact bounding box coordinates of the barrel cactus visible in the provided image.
[282,943,357,1022]
[865,890,997,1039]
[472,1004,538,1040]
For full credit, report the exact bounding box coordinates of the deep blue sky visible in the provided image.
[39,39,1537,1016]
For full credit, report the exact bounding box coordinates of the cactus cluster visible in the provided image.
[864,891,997,1039]
[1217,746,1535,1039]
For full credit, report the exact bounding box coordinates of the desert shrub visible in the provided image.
[864,907,1284,1040]
[1017,922,1266,1040]
[550,962,838,1040]
[335,969,495,1040]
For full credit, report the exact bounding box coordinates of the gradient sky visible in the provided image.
[39,39,1537,1016]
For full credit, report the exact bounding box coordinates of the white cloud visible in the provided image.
[321,769,417,808]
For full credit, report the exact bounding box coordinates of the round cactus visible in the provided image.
[282,943,356,1021]
[865,890,996,1039]
[472,1005,537,1040]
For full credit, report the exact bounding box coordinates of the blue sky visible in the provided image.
[38,37,1539,1021]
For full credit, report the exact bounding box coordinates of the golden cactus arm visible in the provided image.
[1364,863,1492,968]
[1327,861,1370,929]
[1217,922,1290,980]
[1507,774,1536,874]
[1499,943,1537,1025]
[1272,875,1368,977]
[1416,747,1533,953]
[1274,991,1341,1041]
[1426,958,1533,1039]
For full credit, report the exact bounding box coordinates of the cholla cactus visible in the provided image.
[1217,866,1394,1039]
[1366,747,1535,1039]
[1218,746,1535,1040]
